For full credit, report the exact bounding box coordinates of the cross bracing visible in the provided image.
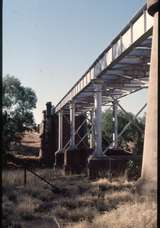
[55,4,153,114]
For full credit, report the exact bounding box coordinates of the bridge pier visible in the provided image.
[64,103,88,174]
[39,110,46,160]
[136,0,159,196]
[40,102,58,167]
[88,83,107,179]
[54,110,64,169]
[64,102,79,174]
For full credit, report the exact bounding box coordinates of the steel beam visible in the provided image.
[117,103,147,139]
[117,102,144,133]
[103,103,147,153]
[77,128,92,148]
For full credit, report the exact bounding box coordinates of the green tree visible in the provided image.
[102,109,145,154]
[2,75,37,151]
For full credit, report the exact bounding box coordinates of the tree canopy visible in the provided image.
[3,75,37,150]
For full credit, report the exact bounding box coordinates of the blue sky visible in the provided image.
[3,0,147,124]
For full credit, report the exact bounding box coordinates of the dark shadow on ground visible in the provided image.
[13,144,40,157]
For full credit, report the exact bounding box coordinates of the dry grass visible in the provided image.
[15,196,40,220]
[2,168,157,228]
[10,131,41,157]
[68,201,157,228]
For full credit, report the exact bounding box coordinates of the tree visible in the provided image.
[2,75,37,151]
[102,109,145,154]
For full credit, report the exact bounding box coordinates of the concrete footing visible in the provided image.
[135,177,157,199]
[54,150,64,169]
[78,148,93,173]
[87,150,137,179]
[88,155,108,179]
[105,148,134,177]
[64,148,80,174]
[64,147,93,175]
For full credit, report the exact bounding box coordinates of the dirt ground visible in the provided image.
[20,131,41,148]
[10,131,41,157]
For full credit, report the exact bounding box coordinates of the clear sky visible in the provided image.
[3,0,147,124]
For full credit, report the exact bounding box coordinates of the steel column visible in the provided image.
[112,100,118,148]
[94,84,103,156]
[70,102,76,149]
[58,110,63,150]
[90,109,95,149]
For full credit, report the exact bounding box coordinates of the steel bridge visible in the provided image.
[52,4,153,158]
[55,5,152,114]
[39,3,157,178]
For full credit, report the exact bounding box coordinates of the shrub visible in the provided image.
[127,160,141,180]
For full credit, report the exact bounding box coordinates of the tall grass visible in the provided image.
[68,200,156,228]
[2,169,157,228]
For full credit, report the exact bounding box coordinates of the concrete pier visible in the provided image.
[136,0,159,195]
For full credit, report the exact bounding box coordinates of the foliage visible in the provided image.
[2,75,37,151]
[102,109,145,154]
[126,160,142,180]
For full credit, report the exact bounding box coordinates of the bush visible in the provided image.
[126,160,141,180]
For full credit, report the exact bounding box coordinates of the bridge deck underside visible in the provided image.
[61,36,151,115]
